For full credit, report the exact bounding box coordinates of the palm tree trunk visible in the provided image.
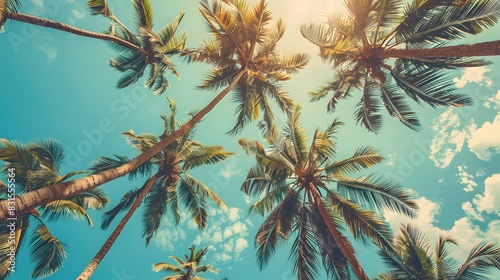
[76,173,161,280]
[377,40,500,59]
[309,183,369,280]
[0,70,245,224]
[5,12,147,55]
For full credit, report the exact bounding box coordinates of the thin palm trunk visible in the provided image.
[5,12,147,55]
[309,183,369,280]
[377,40,500,59]
[0,70,245,223]
[76,173,161,280]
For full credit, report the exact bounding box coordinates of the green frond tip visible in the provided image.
[86,0,111,17]
[30,224,68,279]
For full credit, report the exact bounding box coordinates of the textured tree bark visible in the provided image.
[377,40,500,59]
[309,183,369,280]
[0,71,245,223]
[76,173,161,280]
[5,12,147,55]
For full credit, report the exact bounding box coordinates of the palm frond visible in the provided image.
[399,0,500,46]
[152,262,183,273]
[255,189,301,269]
[183,174,227,210]
[325,146,384,176]
[30,224,67,279]
[289,206,320,280]
[249,184,291,216]
[101,187,144,230]
[86,0,111,17]
[455,242,500,280]
[39,200,94,227]
[29,139,65,172]
[355,79,383,133]
[380,80,421,131]
[328,192,394,253]
[178,176,209,229]
[133,0,154,28]
[391,60,472,107]
[336,175,418,217]
[181,146,234,170]
[283,106,309,166]
[69,188,109,210]
[143,182,169,246]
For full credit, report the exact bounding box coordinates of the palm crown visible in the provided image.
[239,106,418,280]
[183,0,309,135]
[152,246,219,280]
[379,224,500,279]
[0,139,108,279]
[87,0,187,94]
[302,0,500,132]
[92,99,232,245]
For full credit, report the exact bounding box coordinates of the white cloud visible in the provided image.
[234,238,249,253]
[244,195,252,204]
[468,114,500,161]
[384,152,397,166]
[36,44,58,63]
[154,225,186,251]
[429,109,475,168]
[453,67,492,88]
[473,174,500,215]
[476,169,487,177]
[461,201,484,222]
[190,207,253,263]
[456,165,478,192]
[71,8,86,19]
[483,90,500,109]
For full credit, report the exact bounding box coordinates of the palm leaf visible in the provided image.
[86,0,111,17]
[152,262,183,273]
[354,79,383,133]
[255,189,301,269]
[325,146,384,176]
[143,183,169,246]
[30,224,67,279]
[181,146,234,170]
[455,242,500,280]
[380,80,421,131]
[101,187,144,230]
[39,200,94,227]
[182,174,227,210]
[133,0,154,28]
[289,206,320,280]
[178,176,209,229]
[336,175,419,217]
[283,106,309,166]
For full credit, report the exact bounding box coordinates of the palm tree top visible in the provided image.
[302,0,500,133]
[379,223,500,279]
[152,245,219,280]
[183,0,309,135]
[239,105,418,279]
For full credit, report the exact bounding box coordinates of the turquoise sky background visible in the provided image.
[1,0,500,279]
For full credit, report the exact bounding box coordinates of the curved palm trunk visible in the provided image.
[5,12,147,55]
[309,183,369,280]
[77,173,161,280]
[377,40,500,59]
[0,70,245,223]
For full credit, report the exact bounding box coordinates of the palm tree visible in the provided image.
[152,246,219,280]
[0,0,307,225]
[301,0,500,133]
[88,0,187,93]
[239,105,418,280]
[378,223,500,279]
[0,139,108,279]
[77,99,232,280]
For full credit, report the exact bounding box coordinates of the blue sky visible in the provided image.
[1,0,500,279]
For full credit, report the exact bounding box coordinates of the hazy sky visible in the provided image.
[1,0,500,279]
